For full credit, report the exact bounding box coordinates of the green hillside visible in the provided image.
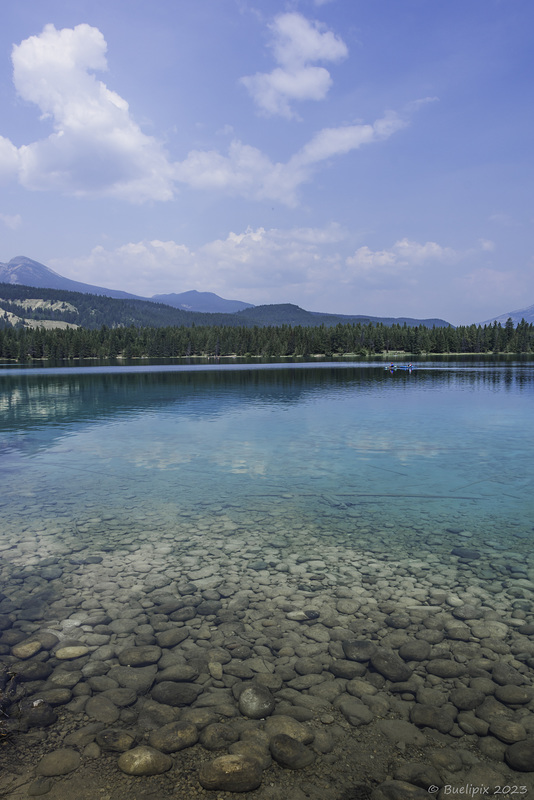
[0,283,452,330]
[0,283,220,329]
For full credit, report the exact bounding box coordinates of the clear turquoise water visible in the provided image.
[0,360,532,572]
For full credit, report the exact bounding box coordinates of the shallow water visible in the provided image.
[1,359,534,795]
[1,360,532,557]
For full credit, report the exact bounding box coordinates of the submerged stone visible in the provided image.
[148,721,198,753]
[151,681,201,706]
[96,728,136,752]
[342,640,377,662]
[12,640,42,659]
[370,649,413,682]
[199,754,262,792]
[269,734,314,769]
[118,645,162,667]
[36,749,80,776]
[55,646,89,660]
[264,715,314,744]
[505,742,534,771]
[117,746,173,775]
[238,685,275,719]
[410,704,455,734]
[199,723,239,750]
[451,547,480,560]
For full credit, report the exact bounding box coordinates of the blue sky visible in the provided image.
[0,0,532,324]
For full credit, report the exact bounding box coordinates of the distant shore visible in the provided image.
[1,350,530,365]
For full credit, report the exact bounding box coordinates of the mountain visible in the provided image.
[0,284,454,331]
[0,256,253,312]
[0,283,201,329]
[0,255,453,329]
[0,256,142,300]
[151,290,254,313]
[479,303,534,326]
[232,303,450,328]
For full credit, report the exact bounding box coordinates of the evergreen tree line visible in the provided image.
[0,318,532,360]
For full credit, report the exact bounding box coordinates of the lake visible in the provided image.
[1,358,534,795]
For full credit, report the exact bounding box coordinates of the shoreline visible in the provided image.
[0,350,530,365]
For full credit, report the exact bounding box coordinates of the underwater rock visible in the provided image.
[148,720,198,752]
[117,745,173,775]
[198,754,263,792]
[269,734,314,769]
[238,685,276,719]
[35,748,80,776]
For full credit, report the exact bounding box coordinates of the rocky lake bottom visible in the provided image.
[1,491,534,800]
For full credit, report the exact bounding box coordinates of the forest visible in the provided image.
[0,317,532,360]
[0,282,451,330]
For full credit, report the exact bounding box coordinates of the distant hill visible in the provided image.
[0,256,143,300]
[0,283,206,330]
[0,255,453,329]
[479,303,534,326]
[152,290,254,313]
[232,303,451,328]
[0,256,256,313]
[0,284,454,331]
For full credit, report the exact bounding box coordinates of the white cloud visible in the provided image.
[291,111,406,167]
[271,12,348,68]
[173,140,277,195]
[51,223,347,298]
[346,238,460,282]
[51,227,505,323]
[393,238,457,265]
[241,66,333,117]
[175,110,406,205]
[0,213,22,230]
[9,23,174,202]
[0,25,422,206]
[56,230,466,299]
[0,136,20,181]
[346,246,399,274]
[241,12,347,118]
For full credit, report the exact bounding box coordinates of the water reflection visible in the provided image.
[1,361,533,434]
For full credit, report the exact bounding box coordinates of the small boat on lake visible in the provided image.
[385,363,415,373]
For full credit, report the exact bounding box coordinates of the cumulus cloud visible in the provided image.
[0,24,422,205]
[51,223,347,299]
[346,238,460,282]
[393,238,457,265]
[0,213,22,229]
[173,140,276,196]
[9,23,174,202]
[51,226,502,322]
[0,136,20,181]
[345,246,399,274]
[56,229,467,299]
[240,12,348,117]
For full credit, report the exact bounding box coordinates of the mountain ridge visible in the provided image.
[1,256,143,300]
[479,303,534,326]
[151,289,254,313]
[0,255,454,328]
